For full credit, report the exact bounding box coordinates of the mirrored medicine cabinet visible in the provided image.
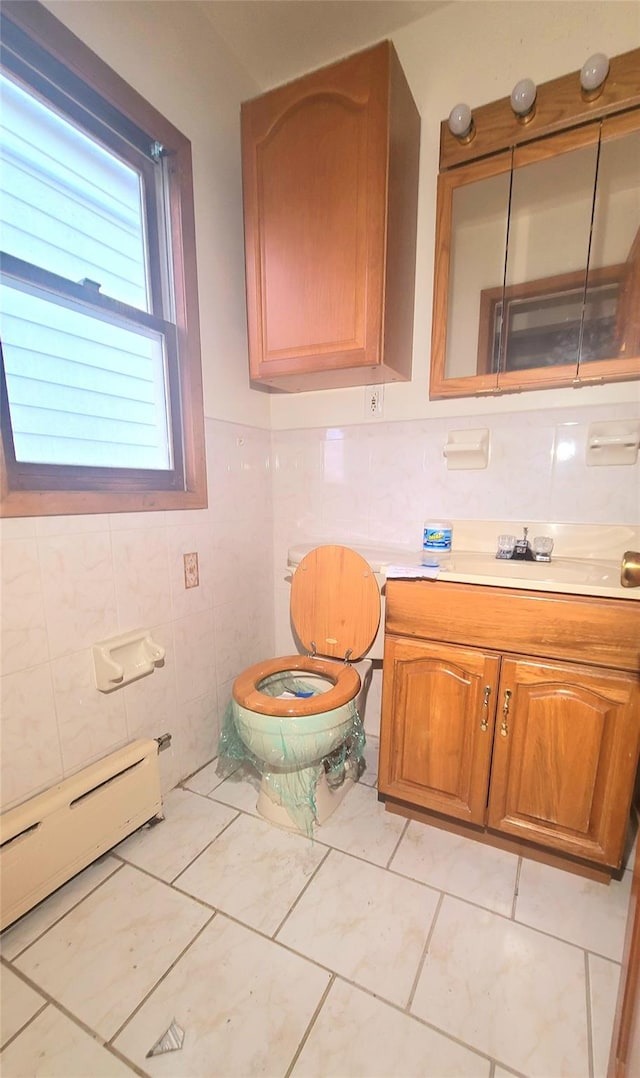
[430,49,640,400]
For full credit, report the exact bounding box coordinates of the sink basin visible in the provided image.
[440,553,620,588]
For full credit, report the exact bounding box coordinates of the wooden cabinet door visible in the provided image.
[242,44,387,386]
[487,657,640,867]
[378,636,500,824]
[241,42,419,391]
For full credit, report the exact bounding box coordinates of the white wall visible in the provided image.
[269,0,640,430]
[0,2,275,813]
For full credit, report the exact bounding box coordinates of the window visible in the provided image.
[0,1,206,515]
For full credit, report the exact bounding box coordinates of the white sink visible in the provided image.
[288,540,635,600]
[440,553,621,588]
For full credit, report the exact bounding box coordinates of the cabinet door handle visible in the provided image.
[480,685,491,731]
[500,689,512,737]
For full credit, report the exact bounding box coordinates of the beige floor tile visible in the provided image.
[175,812,328,934]
[114,787,237,881]
[113,914,330,1077]
[291,977,491,1077]
[359,736,379,787]
[0,856,122,961]
[277,849,439,1007]
[14,865,210,1040]
[390,820,519,915]
[314,782,405,865]
[0,1005,135,1076]
[181,758,226,795]
[411,895,589,1077]
[515,859,631,960]
[0,966,45,1048]
[589,954,621,1078]
[209,765,261,814]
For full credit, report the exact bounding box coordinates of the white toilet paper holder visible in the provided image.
[93,629,166,692]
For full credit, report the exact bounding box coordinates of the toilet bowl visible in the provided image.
[230,545,381,833]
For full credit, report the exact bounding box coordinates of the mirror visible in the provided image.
[495,133,599,383]
[582,118,640,371]
[430,50,640,400]
[445,166,510,383]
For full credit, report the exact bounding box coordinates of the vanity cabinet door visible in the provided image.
[487,657,640,868]
[378,636,500,824]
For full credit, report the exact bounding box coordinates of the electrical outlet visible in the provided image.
[183,552,199,588]
[365,385,384,417]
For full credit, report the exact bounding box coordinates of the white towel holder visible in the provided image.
[443,428,490,470]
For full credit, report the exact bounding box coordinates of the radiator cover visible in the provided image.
[0,739,162,931]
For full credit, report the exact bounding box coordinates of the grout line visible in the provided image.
[0,991,48,1054]
[385,816,409,869]
[282,974,335,1078]
[272,845,332,939]
[326,971,495,1074]
[511,856,522,920]
[107,911,216,1046]
[0,858,125,962]
[585,950,596,1078]
[169,810,242,885]
[0,983,148,1078]
[405,890,444,1012]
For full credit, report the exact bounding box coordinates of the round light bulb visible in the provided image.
[580,52,610,94]
[510,77,537,118]
[448,102,473,140]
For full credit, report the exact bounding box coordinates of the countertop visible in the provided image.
[288,528,639,602]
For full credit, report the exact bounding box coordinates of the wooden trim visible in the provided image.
[440,48,640,170]
[0,1,207,517]
[431,65,640,401]
[385,580,640,674]
[476,263,626,377]
[608,827,640,1074]
[429,152,511,399]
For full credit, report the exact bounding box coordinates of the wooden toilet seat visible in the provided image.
[232,545,381,717]
[233,655,361,716]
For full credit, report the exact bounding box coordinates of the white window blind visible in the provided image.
[1,281,171,470]
[1,74,149,309]
[0,71,174,472]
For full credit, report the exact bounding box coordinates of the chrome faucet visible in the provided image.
[511,526,534,561]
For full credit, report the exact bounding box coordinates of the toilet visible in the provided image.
[231,545,381,833]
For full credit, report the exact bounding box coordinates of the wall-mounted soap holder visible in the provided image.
[586,420,640,466]
[93,629,166,693]
[443,428,490,470]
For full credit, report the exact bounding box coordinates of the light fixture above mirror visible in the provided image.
[510,78,537,122]
[580,52,610,100]
[447,102,474,143]
[431,48,640,401]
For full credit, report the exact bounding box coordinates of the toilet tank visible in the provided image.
[287,542,407,661]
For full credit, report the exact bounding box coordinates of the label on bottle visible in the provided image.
[423,523,452,552]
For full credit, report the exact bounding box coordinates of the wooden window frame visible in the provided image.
[0,0,207,516]
[476,263,626,376]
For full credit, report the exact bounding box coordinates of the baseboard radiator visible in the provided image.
[0,738,164,931]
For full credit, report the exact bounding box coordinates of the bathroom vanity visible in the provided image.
[378,578,640,879]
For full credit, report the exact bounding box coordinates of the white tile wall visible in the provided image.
[271,400,640,735]
[1,400,638,810]
[0,418,274,812]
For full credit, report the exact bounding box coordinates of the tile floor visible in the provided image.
[0,736,631,1078]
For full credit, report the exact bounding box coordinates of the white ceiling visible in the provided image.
[198,1,448,90]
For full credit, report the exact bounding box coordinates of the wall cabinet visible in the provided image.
[241,41,420,391]
[379,581,640,872]
[430,49,640,400]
